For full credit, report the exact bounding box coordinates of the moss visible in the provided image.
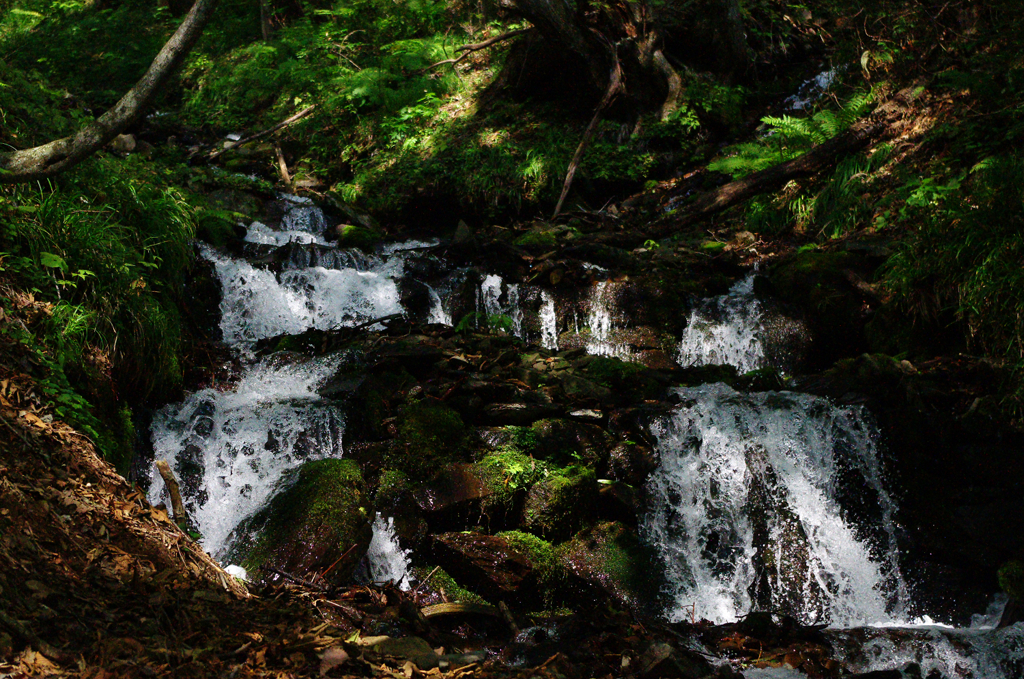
[195,210,245,247]
[497,530,568,607]
[232,459,372,584]
[513,230,558,250]
[582,357,663,400]
[999,560,1024,603]
[560,521,659,610]
[335,223,383,251]
[414,566,489,605]
[522,465,597,542]
[476,450,550,513]
[387,401,467,480]
[375,468,410,506]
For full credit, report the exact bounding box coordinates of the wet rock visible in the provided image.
[639,641,714,679]
[597,482,641,525]
[559,521,659,611]
[413,463,494,516]
[530,418,615,469]
[429,532,535,603]
[334,223,382,250]
[522,465,598,541]
[482,403,560,426]
[607,441,657,488]
[229,459,373,586]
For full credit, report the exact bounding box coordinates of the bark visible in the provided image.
[0,0,219,183]
[503,0,607,89]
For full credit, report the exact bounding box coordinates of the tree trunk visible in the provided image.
[0,0,219,183]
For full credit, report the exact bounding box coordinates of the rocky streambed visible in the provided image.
[139,192,1024,677]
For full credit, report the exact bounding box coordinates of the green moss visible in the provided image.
[386,401,467,480]
[195,210,244,248]
[999,560,1024,603]
[335,223,383,251]
[476,450,550,512]
[560,522,658,608]
[522,465,597,542]
[513,230,558,250]
[233,459,372,583]
[497,530,568,607]
[415,566,489,605]
[375,468,410,506]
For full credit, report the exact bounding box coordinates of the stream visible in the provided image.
[146,195,1024,677]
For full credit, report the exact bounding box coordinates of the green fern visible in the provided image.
[710,89,876,179]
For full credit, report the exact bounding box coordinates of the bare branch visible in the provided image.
[421,28,533,72]
[0,0,220,183]
[205,105,317,162]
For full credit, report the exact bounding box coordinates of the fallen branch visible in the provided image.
[646,80,927,238]
[154,460,186,526]
[264,565,328,592]
[421,28,532,71]
[552,33,623,218]
[205,105,317,162]
[421,602,501,619]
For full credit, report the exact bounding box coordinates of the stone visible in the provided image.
[481,403,560,426]
[413,463,494,514]
[229,459,373,586]
[371,637,438,670]
[559,521,658,611]
[639,642,714,679]
[110,133,136,153]
[429,532,535,603]
[522,465,598,542]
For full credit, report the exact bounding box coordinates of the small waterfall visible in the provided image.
[148,352,347,557]
[203,245,405,344]
[678,274,765,373]
[478,274,524,337]
[642,383,909,627]
[362,514,413,590]
[584,280,632,360]
[540,291,558,350]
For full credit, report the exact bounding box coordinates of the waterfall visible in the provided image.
[362,514,413,590]
[677,274,765,373]
[148,352,347,557]
[150,201,441,560]
[642,383,910,627]
[584,280,632,360]
[540,290,558,350]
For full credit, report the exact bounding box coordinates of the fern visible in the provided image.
[710,89,876,179]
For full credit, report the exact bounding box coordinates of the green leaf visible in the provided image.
[40,252,68,271]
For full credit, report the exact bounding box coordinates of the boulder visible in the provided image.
[559,521,659,611]
[522,465,598,542]
[229,459,373,586]
[429,532,535,604]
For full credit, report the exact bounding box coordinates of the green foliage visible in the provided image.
[497,530,568,607]
[415,566,489,605]
[883,156,1024,375]
[710,90,875,179]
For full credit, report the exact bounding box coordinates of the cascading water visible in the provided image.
[148,352,347,557]
[148,198,432,563]
[584,280,633,360]
[677,273,766,373]
[642,382,909,627]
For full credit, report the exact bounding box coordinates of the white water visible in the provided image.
[540,290,558,350]
[363,514,413,590]
[642,382,909,627]
[478,274,524,337]
[149,202,447,559]
[148,352,347,557]
[678,274,766,373]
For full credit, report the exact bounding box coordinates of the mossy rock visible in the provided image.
[196,209,246,248]
[529,418,614,469]
[559,521,660,612]
[387,402,468,480]
[513,229,558,250]
[229,459,373,586]
[474,450,550,519]
[582,357,664,402]
[335,223,383,251]
[522,465,598,542]
[497,530,570,608]
[346,367,416,440]
[999,560,1024,603]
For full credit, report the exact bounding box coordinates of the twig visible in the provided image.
[420,28,532,72]
[411,565,441,595]
[330,312,404,333]
[320,542,360,579]
[553,33,622,218]
[205,105,317,162]
[155,460,186,526]
[264,565,328,592]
